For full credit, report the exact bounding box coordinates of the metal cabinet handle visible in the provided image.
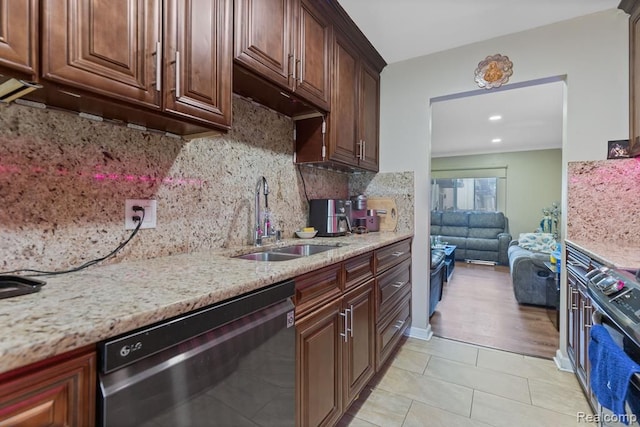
[296,59,301,83]
[340,309,350,342]
[570,289,578,310]
[288,54,294,79]
[392,281,405,288]
[155,41,161,91]
[392,251,405,257]
[175,51,181,98]
[394,320,405,330]
[349,304,354,338]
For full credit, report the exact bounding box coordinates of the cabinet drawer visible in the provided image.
[375,239,411,274]
[295,263,342,318]
[376,293,411,370]
[376,258,411,320]
[344,252,374,290]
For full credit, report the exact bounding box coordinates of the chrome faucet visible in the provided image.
[254,176,279,246]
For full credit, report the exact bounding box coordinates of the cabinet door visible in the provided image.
[164,0,232,127]
[329,33,358,166]
[358,62,380,171]
[42,0,161,109]
[294,0,331,110]
[342,280,375,408]
[0,0,37,78]
[234,0,293,89]
[297,300,343,427]
[0,349,96,427]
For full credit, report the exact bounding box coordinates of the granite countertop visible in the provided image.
[0,232,412,375]
[565,238,640,270]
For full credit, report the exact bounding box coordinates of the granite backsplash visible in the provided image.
[0,96,413,272]
[567,159,640,249]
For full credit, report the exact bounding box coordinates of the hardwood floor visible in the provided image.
[429,262,559,359]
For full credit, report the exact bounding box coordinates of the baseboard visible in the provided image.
[406,325,433,341]
[465,259,498,266]
[554,349,574,372]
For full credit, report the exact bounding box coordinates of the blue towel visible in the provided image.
[589,324,640,424]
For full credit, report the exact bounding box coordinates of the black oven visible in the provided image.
[586,267,640,425]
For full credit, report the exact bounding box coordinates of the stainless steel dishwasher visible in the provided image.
[97,280,295,427]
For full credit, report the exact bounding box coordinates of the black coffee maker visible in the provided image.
[308,199,352,236]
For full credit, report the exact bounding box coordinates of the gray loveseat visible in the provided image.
[430,210,512,265]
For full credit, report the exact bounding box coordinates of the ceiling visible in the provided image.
[336,0,621,157]
[431,80,564,157]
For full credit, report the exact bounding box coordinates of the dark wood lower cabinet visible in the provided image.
[297,299,343,427]
[296,237,412,427]
[0,346,96,427]
[342,279,376,408]
[296,280,374,427]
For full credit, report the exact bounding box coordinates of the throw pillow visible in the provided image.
[518,232,557,254]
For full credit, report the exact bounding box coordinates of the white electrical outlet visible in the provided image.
[125,199,157,230]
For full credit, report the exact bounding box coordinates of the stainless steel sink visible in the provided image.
[234,252,302,262]
[269,244,342,256]
[233,243,347,261]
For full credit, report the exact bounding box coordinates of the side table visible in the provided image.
[544,261,560,331]
[433,245,456,282]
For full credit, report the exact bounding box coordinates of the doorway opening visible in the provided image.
[428,77,565,358]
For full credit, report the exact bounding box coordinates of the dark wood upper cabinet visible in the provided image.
[234,0,331,111]
[293,0,331,110]
[41,0,161,110]
[234,0,293,89]
[0,0,38,80]
[295,26,381,172]
[38,0,231,133]
[163,0,232,127]
[619,0,640,156]
[358,61,380,171]
[328,32,358,166]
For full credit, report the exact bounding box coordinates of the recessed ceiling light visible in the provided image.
[489,115,502,121]
[491,138,502,143]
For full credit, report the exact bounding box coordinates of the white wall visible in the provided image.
[379,9,629,349]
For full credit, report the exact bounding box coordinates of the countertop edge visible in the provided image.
[0,232,413,376]
[565,238,640,271]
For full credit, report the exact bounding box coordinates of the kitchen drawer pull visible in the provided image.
[392,281,406,288]
[392,251,405,257]
[394,320,405,330]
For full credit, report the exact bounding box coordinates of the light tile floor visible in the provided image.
[339,336,601,427]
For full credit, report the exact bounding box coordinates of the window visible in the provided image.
[431,166,507,212]
[432,177,498,211]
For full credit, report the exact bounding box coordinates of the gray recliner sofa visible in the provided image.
[507,233,559,307]
[430,210,512,265]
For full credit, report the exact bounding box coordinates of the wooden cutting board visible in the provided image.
[366,198,398,231]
